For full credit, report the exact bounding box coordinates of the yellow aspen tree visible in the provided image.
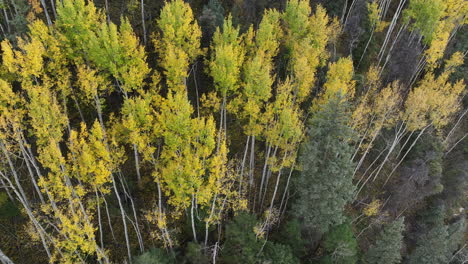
[314,57,356,109]
[258,80,304,212]
[68,121,115,196]
[2,23,109,263]
[0,79,53,257]
[155,91,216,212]
[155,90,219,244]
[367,52,466,188]
[404,0,468,68]
[88,18,150,95]
[155,0,202,91]
[55,0,103,61]
[209,14,245,139]
[233,9,282,193]
[201,138,246,246]
[352,80,403,198]
[27,20,72,99]
[405,52,466,131]
[352,66,401,155]
[27,87,107,263]
[57,0,149,96]
[283,1,339,102]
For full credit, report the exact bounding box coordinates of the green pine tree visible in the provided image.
[407,220,449,264]
[319,221,358,264]
[364,218,405,264]
[221,212,263,264]
[292,96,356,234]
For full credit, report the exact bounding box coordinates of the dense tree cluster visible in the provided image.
[0,0,466,263]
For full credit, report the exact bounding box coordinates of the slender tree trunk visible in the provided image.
[279,164,295,215]
[191,195,198,243]
[256,144,271,211]
[101,192,117,242]
[39,0,52,25]
[140,0,147,45]
[239,136,250,195]
[377,0,407,63]
[0,141,30,208]
[260,146,278,210]
[104,0,110,23]
[204,195,217,246]
[384,125,429,185]
[112,176,132,262]
[49,0,56,20]
[18,140,45,204]
[268,169,282,212]
[0,248,14,264]
[371,123,407,181]
[343,0,358,27]
[95,188,104,249]
[0,171,52,259]
[2,8,10,33]
[117,171,144,253]
[133,144,141,184]
[249,136,255,186]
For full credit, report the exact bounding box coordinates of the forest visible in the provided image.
[0,0,466,263]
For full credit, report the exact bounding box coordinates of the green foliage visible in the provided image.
[134,248,175,264]
[403,0,445,44]
[209,14,245,98]
[292,96,356,234]
[320,222,358,264]
[199,0,225,38]
[407,221,450,264]
[221,212,263,264]
[263,242,299,264]
[184,242,210,264]
[363,218,405,264]
[275,219,306,257]
[0,193,19,218]
[447,217,466,256]
[0,0,467,263]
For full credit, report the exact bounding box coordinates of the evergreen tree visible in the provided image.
[447,217,466,258]
[320,222,358,264]
[263,242,299,264]
[364,218,405,264]
[407,219,449,264]
[221,212,263,264]
[133,248,175,264]
[292,96,356,234]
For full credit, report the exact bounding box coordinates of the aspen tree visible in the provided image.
[88,18,150,95]
[0,79,53,257]
[365,52,466,187]
[314,57,355,109]
[258,80,303,212]
[283,1,339,102]
[352,66,401,173]
[202,138,246,246]
[2,16,111,263]
[55,0,103,61]
[235,9,281,194]
[404,0,467,70]
[209,14,245,140]
[155,91,216,211]
[403,0,445,45]
[155,0,202,91]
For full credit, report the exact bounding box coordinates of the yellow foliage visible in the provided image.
[364,199,382,217]
[209,15,245,98]
[405,53,466,131]
[314,57,355,110]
